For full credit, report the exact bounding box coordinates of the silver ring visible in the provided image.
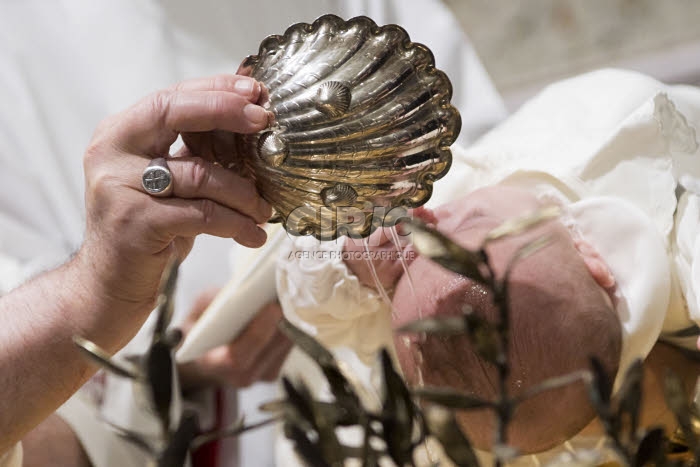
[141,157,173,197]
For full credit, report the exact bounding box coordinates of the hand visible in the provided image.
[74,75,273,348]
[178,289,292,391]
[343,207,437,292]
[173,75,270,167]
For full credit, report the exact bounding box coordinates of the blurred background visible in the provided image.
[444,0,700,110]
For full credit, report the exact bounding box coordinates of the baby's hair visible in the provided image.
[396,221,621,453]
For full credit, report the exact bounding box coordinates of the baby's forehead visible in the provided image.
[435,185,543,219]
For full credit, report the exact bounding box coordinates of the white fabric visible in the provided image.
[566,196,671,387]
[275,69,700,462]
[277,236,394,365]
[0,444,22,467]
[0,1,504,466]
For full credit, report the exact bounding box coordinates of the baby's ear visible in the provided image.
[574,238,616,289]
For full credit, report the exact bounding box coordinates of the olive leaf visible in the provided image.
[633,427,666,467]
[464,311,503,365]
[72,335,140,380]
[413,386,493,411]
[153,258,180,343]
[100,417,158,457]
[282,377,345,465]
[402,219,489,285]
[484,206,561,243]
[192,417,278,451]
[284,423,331,467]
[615,359,644,440]
[279,318,361,415]
[512,370,591,406]
[146,340,174,436]
[424,405,480,467]
[664,368,699,456]
[157,410,199,467]
[379,348,419,467]
[260,399,355,427]
[588,356,613,411]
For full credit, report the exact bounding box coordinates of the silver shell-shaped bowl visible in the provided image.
[228,14,461,240]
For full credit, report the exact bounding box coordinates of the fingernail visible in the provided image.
[234,78,255,95]
[260,197,273,216]
[244,103,268,126]
[254,226,268,245]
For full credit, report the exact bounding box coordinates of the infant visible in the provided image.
[277,68,700,458]
[339,185,621,453]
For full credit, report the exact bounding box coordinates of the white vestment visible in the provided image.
[276,69,700,464]
[0,1,504,466]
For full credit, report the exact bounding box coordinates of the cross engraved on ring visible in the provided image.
[143,169,170,192]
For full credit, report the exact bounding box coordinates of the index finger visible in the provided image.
[114,90,272,155]
[170,74,265,102]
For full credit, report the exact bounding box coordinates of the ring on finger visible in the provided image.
[142,157,173,197]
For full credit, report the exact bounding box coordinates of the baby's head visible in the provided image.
[392,186,621,453]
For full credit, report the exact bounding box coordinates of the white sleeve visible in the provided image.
[0,444,22,467]
[276,236,394,364]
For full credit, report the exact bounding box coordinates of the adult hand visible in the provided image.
[0,74,277,452]
[178,289,292,391]
[74,75,273,349]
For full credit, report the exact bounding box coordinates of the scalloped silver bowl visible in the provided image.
[225,14,461,239]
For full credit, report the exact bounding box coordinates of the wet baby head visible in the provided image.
[392,186,621,453]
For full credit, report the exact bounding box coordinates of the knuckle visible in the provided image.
[84,118,118,166]
[83,141,104,169]
[86,167,118,204]
[211,74,233,91]
[150,90,172,123]
[186,157,210,192]
[235,177,261,210]
[208,92,229,118]
[197,198,217,226]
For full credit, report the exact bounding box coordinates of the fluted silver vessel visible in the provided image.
[224,14,461,239]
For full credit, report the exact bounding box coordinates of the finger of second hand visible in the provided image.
[146,197,267,248]
[256,333,293,382]
[167,157,272,224]
[227,303,284,371]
